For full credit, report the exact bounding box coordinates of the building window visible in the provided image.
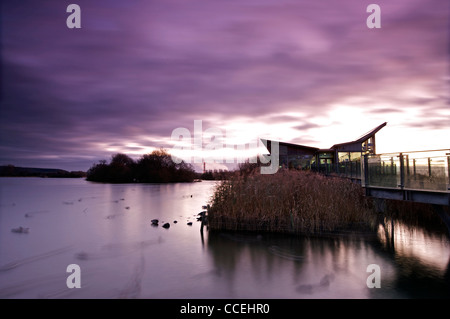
[338,152,361,162]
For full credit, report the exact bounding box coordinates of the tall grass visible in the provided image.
[208,169,377,235]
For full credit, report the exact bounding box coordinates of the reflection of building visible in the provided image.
[262,122,387,169]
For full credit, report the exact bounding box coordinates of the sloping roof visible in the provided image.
[261,122,387,153]
[260,139,319,152]
[331,122,387,149]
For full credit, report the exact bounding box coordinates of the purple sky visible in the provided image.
[1,0,449,171]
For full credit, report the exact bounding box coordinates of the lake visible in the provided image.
[0,177,449,299]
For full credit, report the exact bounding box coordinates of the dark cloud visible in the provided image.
[292,123,321,131]
[370,108,403,114]
[406,119,450,130]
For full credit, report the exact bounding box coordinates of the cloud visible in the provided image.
[1,0,448,170]
[292,123,322,131]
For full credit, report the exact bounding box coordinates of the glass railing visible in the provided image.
[363,150,450,192]
[311,161,362,179]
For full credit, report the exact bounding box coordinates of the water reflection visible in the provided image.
[375,217,450,298]
[1,178,449,298]
[206,231,368,298]
[206,217,450,298]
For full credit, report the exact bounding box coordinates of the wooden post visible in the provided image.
[428,157,432,177]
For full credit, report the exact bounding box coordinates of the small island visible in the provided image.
[86,149,197,183]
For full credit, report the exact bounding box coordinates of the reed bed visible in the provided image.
[208,169,378,235]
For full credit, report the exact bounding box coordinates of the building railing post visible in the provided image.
[406,155,409,175]
[428,157,432,177]
[447,153,450,190]
[398,153,404,189]
[362,154,369,189]
[390,157,394,175]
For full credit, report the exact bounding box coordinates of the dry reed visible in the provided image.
[208,169,377,235]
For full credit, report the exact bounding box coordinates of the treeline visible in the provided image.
[201,157,266,180]
[0,165,86,178]
[200,169,234,180]
[86,149,196,183]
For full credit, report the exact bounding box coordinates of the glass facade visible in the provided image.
[268,122,386,175]
[338,152,362,162]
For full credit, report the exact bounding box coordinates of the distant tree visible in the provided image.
[136,149,170,182]
[69,171,87,178]
[108,153,135,182]
[174,159,196,182]
[4,164,16,176]
[136,148,196,183]
[110,153,134,167]
[200,168,234,180]
[238,156,263,176]
[87,149,196,183]
[200,170,214,180]
[86,160,110,182]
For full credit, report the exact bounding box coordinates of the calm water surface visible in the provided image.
[0,177,449,298]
